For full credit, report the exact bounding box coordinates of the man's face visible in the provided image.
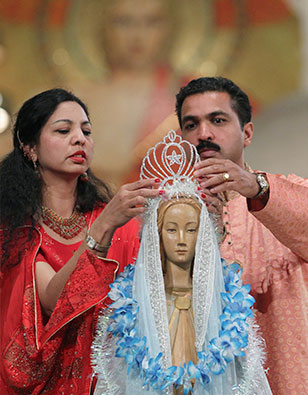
[180,91,253,167]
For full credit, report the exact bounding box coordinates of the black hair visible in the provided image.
[175,76,252,129]
[0,88,112,269]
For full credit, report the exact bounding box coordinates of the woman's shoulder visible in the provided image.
[0,225,41,273]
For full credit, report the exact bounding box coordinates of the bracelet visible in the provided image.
[85,233,112,253]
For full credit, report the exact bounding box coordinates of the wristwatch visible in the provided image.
[254,173,269,198]
[86,233,112,253]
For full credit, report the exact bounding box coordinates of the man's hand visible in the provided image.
[194,158,259,198]
[200,188,224,216]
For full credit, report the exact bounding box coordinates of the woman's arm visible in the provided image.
[36,178,160,315]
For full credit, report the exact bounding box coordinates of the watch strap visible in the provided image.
[253,173,269,198]
[86,233,112,253]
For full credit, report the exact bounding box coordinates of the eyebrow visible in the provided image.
[182,110,230,124]
[209,110,230,118]
[52,119,91,125]
[182,115,198,124]
[165,221,198,226]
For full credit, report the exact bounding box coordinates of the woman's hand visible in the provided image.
[89,178,161,243]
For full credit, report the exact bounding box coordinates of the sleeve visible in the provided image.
[39,249,119,346]
[40,217,141,346]
[1,247,120,393]
[106,217,141,272]
[249,173,308,261]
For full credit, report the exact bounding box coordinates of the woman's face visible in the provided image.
[32,101,93,180]
[103,0,170,71]
[161,203,199,269]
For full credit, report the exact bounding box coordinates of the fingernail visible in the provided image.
[159,190,165,195]
[206,203,209,207]
[201,193,206,199]
[197,186,201,191]
[155,178,161,183]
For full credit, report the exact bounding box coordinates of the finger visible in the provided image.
[123,178,161,191]
[127,187,162,201]
[205,203,221,215]
[200,174,228,189]
[129,195,151,208]
[208,181,236,194]
[199,188,224,201]
[194,158,225,170]
[194,163,229,179]
[129,205,151,216]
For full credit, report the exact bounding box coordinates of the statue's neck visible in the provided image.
[164,260,192,290]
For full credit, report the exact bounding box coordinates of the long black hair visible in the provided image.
[0,88,112,269]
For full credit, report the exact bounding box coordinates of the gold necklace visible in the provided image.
[41,206,87,239]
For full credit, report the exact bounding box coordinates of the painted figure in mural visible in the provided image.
[92,131,272,394]
[0,88,161,394]
[176,76,308,394]
[77,0,185,188]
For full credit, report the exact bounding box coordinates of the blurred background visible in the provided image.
[0,0,307,189]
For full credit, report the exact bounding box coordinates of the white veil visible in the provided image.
[92,131,272,394]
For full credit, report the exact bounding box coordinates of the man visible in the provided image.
[176,77,308,394]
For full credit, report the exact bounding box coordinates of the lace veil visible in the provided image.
[92,131,272,395]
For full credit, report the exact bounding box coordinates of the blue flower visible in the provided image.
[143,353,164,387]
[208,341,227,374]
[173,366,184,387]
[102,261,254,393]
[196,353,211,386]
[160,366,177,389]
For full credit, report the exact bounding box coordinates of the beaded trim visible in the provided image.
[41,206,87,239]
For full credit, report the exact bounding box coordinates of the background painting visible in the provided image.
[0,0,306,189]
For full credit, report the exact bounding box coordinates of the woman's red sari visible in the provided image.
[0,206,140,394]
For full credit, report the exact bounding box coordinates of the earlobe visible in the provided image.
[23,144,38,164]
[29,145,38,162]
[30,149,38,163]
[243,122,253,148]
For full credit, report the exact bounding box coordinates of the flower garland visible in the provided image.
[106,260,255,394]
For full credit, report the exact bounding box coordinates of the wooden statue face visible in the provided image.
[161,203,199,269]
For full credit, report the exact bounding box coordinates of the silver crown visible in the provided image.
[140,130,200,198]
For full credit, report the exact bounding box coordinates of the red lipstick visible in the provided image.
[69,150,86,164]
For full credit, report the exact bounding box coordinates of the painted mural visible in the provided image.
[0,0,301,187]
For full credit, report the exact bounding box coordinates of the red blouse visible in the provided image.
[0,206,140,395]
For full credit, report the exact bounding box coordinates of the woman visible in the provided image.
[0,88,160,394]
[92,131,272,394]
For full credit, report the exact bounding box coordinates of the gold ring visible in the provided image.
[222,172,230,181]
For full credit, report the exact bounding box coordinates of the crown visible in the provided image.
[140,130,200,198]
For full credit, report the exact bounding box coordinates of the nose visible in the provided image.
[198,121,214,141]
[71,128,86,146]
[178,230,186,245]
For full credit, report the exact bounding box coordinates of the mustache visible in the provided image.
[196,140,221,154]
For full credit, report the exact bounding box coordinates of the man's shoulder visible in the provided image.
[286,173,308,186]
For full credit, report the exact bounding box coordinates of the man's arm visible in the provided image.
[249,173,308,261]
